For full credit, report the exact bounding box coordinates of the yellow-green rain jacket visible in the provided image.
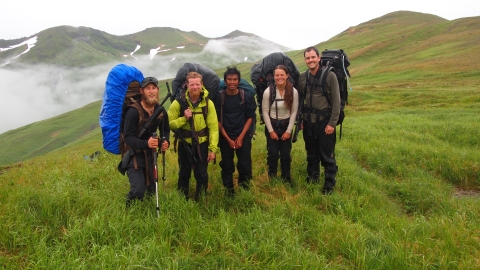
[167,87,219,153]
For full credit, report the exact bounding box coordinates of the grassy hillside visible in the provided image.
[0,102,100,166]
[0,11,479,268]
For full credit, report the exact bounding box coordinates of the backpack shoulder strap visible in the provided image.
[269,85,276,106]
[220,91,225,127]
[320,66,335,106]
[239,89,245,105]
[176,93,188,117]
[220,91,225,106]
[202,97,209,121]
[128,102,145,130]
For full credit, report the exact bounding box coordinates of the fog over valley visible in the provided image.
[0,37,284,134]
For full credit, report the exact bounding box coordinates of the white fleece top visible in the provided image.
[262,86,299,134]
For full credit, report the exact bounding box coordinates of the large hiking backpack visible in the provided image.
[218,78,257,138]
[170,63,219,102]
[250,52,300,124]
[321,49,351,109]
[99,64,144,155]
[320,49,351,138]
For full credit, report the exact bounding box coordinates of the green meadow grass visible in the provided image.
[1,12,480,269]
[1,81,479,268]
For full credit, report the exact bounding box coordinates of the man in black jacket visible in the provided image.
[123,77,170,206]
[214,66,256,197]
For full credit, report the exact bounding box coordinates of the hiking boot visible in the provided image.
[225,188,235,199]
[323,178,336,194]
[239,174,252,190]
[306,176,319,184]
[239,181,250,190]
[281,176,292,183]
[282,177,294,187]
[322,186,334,195]
[146,188,156,198]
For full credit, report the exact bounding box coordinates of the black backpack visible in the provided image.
[319,49,352,138]
[250,52,300,124]
[321,49,351,110]
[170,63,220,103]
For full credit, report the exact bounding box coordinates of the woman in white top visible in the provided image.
[262,65,299,184]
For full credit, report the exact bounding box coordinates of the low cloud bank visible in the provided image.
[0,38,286,134]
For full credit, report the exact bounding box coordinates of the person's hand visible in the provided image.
[184,108,192,120]
[269,131,278,140]
[226,137,235,149]
[207,152,216,163]
[325,125,335,135]
[281,132,291,141]
[148,137,159,149]
[161,140,169,153]
[234,135,244,148]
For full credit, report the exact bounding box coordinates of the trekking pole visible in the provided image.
[161,136,166,188]
[152,132,160,218]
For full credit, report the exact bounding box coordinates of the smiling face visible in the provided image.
[141,83,159,106]
[187,77,203,99]
[274,68,288,88]
[304,49,320,71]
[225,74,239,91]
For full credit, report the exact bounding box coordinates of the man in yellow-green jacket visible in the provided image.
[168,71,219,200]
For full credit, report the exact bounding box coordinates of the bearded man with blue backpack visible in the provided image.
[122,77,170,206]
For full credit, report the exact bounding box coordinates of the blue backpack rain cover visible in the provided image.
[99,64,144,154]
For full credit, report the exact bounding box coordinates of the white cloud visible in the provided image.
[0,37,287,134]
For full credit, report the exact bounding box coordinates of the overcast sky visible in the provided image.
[1,0,479,49]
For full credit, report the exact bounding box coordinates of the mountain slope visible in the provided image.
[289,11,480,84]
[0,26,289,67]
[1,11,479,166]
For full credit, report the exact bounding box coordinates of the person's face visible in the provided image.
[141,83,159,106]
[304,50,320,70]
[187,77,202,97]
[225,74,239,91]
[274,69,288,87]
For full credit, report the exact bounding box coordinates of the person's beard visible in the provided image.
[143,95,159,106]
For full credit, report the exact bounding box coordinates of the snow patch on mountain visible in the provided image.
[149,45,171,60]
[0,36,38,66]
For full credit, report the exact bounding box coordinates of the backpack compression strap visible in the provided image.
[306,69,323,136]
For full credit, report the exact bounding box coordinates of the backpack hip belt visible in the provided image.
[179,128,208,139]
[270,117,290,128]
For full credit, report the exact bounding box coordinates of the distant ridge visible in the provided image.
[0,26,290,67]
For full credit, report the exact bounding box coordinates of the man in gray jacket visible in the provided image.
[297,46,340,194]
